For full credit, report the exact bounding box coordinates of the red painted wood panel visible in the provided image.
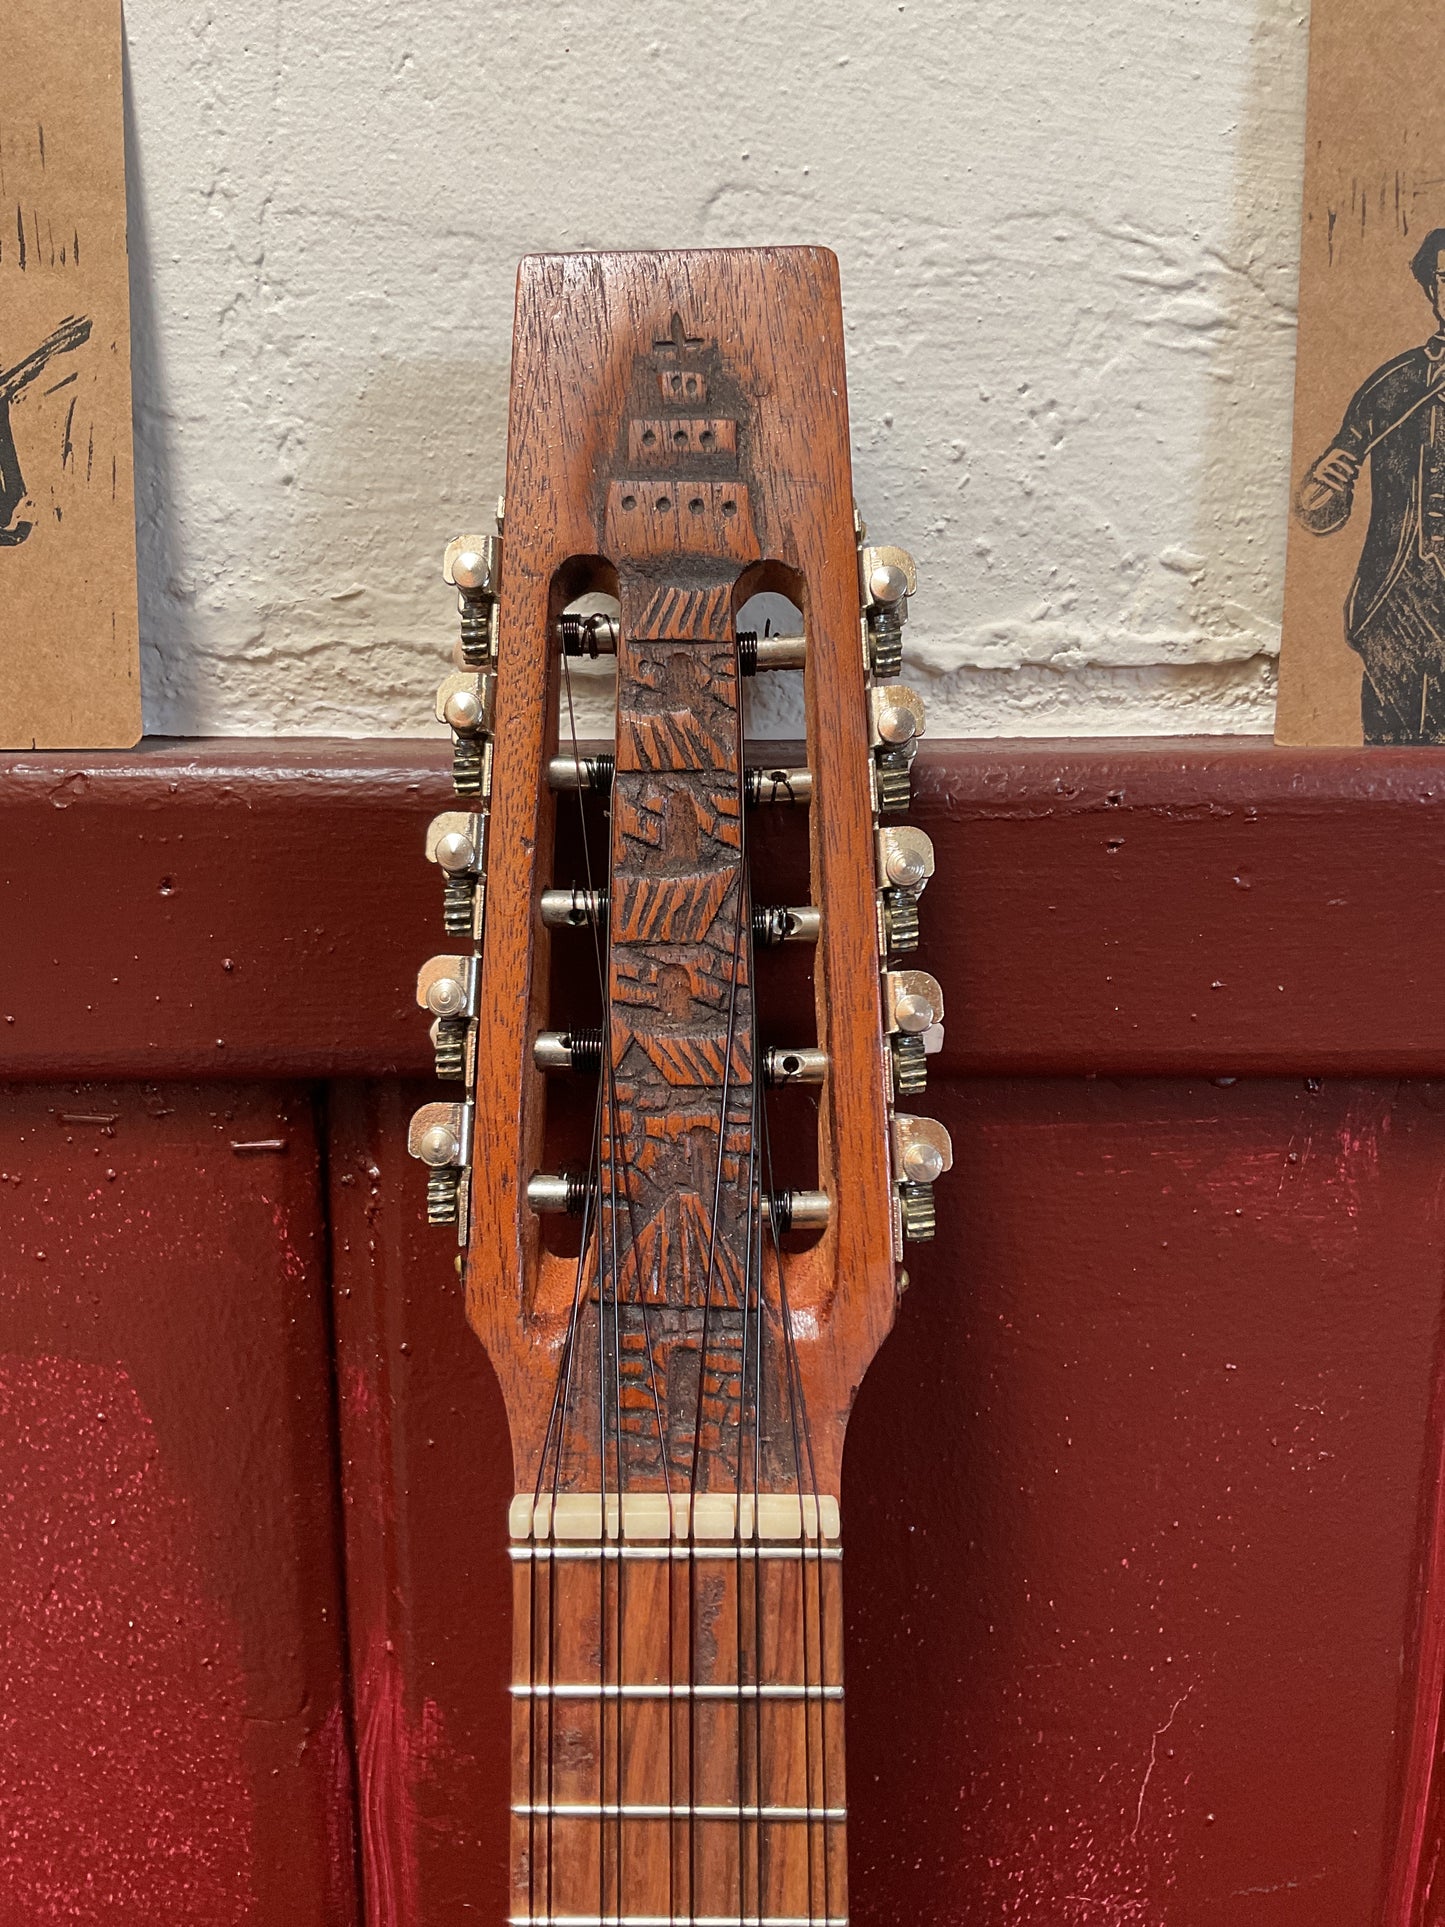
[846,1076,1445,1925]
[0,1082,358,1925]
[327,1081,510,1926]
[10,739,1445,1079]
[8,742,1445,1924]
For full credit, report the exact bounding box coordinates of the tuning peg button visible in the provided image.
[436,671,494,735]
[443,533,502,668]
[408,1101,473,1230]
[443,533,501,596]
[859,545,916,679]
[426,811,486,874]
[876,827,934,954]
[425,811,487,936]
[877,826,934,891]
[871,683,927,749]
[883,969,944,1036]
[436,673,494,798]
[417,955,477,1020]
[891,1114,953,1243]
[860,545,918,607]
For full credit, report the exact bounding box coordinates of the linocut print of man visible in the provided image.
[1296,229,1445,744]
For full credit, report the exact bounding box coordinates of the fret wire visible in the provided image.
[510,1682,843,1700]
[512,1803,847,1821]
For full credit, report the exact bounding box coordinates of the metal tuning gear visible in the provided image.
[425,811,487,938]
[859,542,916,681]
[443,528,502,669]
[876,824,934,956]
[408,1101,473,1231]
[891,1114,953,1244]
[416,955,479,1084]
[870,682,928,817]
[436,670,495,798]
[882,968,944,1096]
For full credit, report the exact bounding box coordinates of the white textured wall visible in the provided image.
[122,0,1309,739]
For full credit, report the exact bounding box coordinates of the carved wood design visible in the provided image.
[597,319,772,1491]
[465,248,895,1927]
[470,248,895,1496]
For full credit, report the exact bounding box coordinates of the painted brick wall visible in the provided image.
[121,0,1309,739]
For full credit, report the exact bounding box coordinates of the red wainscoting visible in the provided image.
[6,738,1445,1926]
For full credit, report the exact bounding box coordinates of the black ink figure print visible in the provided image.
[0,314,92,548]
[1295,232,1445,744]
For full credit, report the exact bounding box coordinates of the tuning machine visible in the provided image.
[436,670,494,798]
[417,954,479,1084]
[859,543,916,680]
[443,531,501,669]
[870,683,927,816]
[425,811,487,938]
[408,1101,473,1231]
[891,1114,953,1243]
[882,968,944,1095]
[876,825,934,955]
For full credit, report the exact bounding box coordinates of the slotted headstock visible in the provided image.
[408,248,949,1502]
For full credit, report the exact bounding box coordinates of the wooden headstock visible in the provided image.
[408,247,950,1502]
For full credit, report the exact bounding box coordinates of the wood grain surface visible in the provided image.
[470,247,892,1927]
[470,250,893,1496]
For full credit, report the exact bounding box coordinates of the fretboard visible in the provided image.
[509,1492,847,1927]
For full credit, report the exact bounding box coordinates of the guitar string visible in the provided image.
[532,1075,602,1927]
[603,1037,624,1916]
[749,1065,769,1921]
[553,633,824,1923]
[554,651,622,1921]
[740,1074,768,1924]
[733,1064,762,1924]
[559,647,677,1918]
[683,758,750,1927]
[714,683,818,1924]
[685,652,815,1926]
[730,731,768,1926]
[561,651,625,1921]
[589,781,675,1914]
[760,1092,828,1927]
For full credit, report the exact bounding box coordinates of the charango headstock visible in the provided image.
[409,248,948,1499]
[406,247,950,1924]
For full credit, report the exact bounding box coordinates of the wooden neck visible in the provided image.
[509,1493,847,1927]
